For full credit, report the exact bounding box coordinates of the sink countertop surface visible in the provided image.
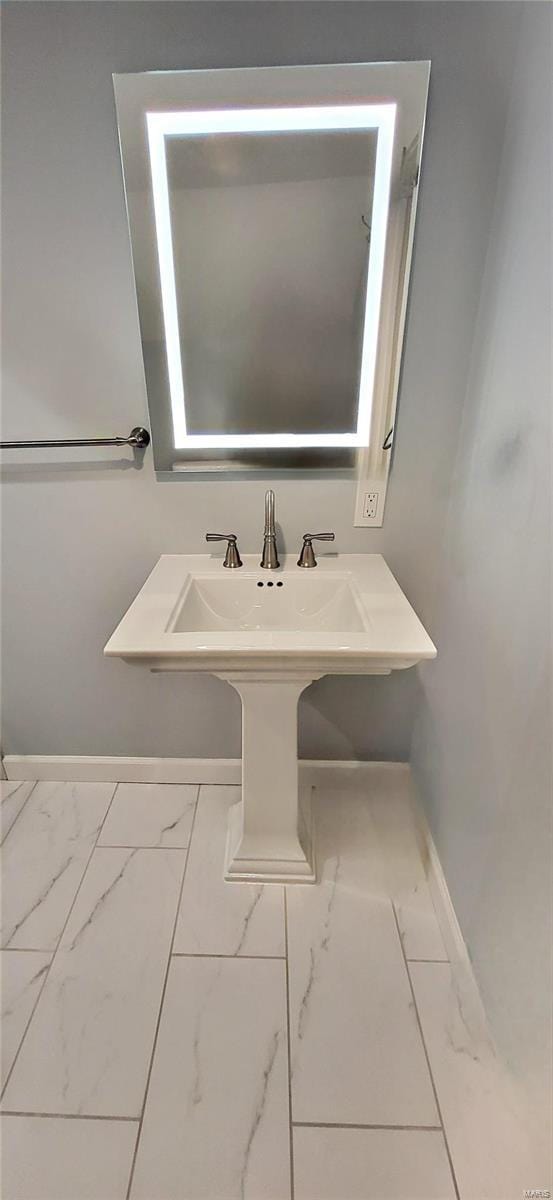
[104,553,437,674]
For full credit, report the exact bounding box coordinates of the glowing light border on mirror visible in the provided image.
[147,104,396,449]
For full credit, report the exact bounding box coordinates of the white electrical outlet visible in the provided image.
[362,492,379,519]
[353,472,387,527]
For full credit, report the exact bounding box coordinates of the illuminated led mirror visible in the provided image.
[114,63,430,473]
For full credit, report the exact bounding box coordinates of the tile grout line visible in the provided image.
[391,902,461,1200]
[0,780,38,847]
[1,1110,139,1123]
[293,1121,443,1131]
[0,780,120,1104]
[171,952,285,960]
[406,958,450,964]
[124,783,201,1200]
[283,888,295,1200]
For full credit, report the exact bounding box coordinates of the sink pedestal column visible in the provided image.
[218,673,320,883]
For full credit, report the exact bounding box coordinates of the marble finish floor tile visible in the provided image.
[287,790,438,1126]
[4,771,539,1200]
[293,1126,456,1199]
[316,771,446,962]
[131,957,290,1199]
[98,781,198,848]
[1,781,35,843]
[1,782,115,950]
[0,1115,138,1200]
[2,848,184,1117]
[410,961,549,1199]
[173,786,285,957]
[1,950,52,1087]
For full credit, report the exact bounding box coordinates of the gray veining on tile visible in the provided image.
[98,782,198,848]
[2,848,184,1117]
[293,1126,456,1199]
[173,786,285,957]
[1,950,52,1087]
[0,781,35,843]
[410,961,549,1199]
[0,1115,138,1200]
[130,957,290,1199]
[1,768,539,1200]
[287,790,438,1126]
[1,782,115,950]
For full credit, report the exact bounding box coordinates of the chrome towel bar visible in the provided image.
[0,426,150,450]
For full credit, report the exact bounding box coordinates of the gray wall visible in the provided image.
[1,2,520,758]
[411,2,552,1123]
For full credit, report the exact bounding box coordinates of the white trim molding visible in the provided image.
[407,773,491,1043]
[2,755,242,785]
[1,754,408,786]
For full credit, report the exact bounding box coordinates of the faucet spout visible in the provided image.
[264,488,275,536]
[260,489,280,569]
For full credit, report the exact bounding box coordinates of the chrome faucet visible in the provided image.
[260,489,280,569]
[205,532,243,568]
[297,531,335,567]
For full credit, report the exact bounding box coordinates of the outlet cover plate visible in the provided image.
[354,478,385,527]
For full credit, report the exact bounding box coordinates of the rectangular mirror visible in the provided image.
[114,62,430,474]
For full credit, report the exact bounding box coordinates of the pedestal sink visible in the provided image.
[104,554,436,883]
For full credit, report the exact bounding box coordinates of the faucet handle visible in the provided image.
[297,532,335,568]
[206,533,243,569]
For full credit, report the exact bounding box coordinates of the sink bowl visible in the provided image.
[105,554,436,884]
[170,573,368,634]
[105,553,435,675]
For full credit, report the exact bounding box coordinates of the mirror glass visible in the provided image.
[165,128,377,439]
[114,64,430,472]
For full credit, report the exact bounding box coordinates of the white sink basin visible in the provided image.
[105,553,435,674]
[105,554,436,884]
[171,573,368,634]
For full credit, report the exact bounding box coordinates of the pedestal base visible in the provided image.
[218,672,319,885]
[224,786,315,883]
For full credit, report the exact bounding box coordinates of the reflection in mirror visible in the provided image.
[165,129,378,439]
[114,64,430,473]
[147,106,394,449]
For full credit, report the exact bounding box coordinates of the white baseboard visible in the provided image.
[2,755,242,784]
[408,775,491,1042]
[1,754,408,786]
